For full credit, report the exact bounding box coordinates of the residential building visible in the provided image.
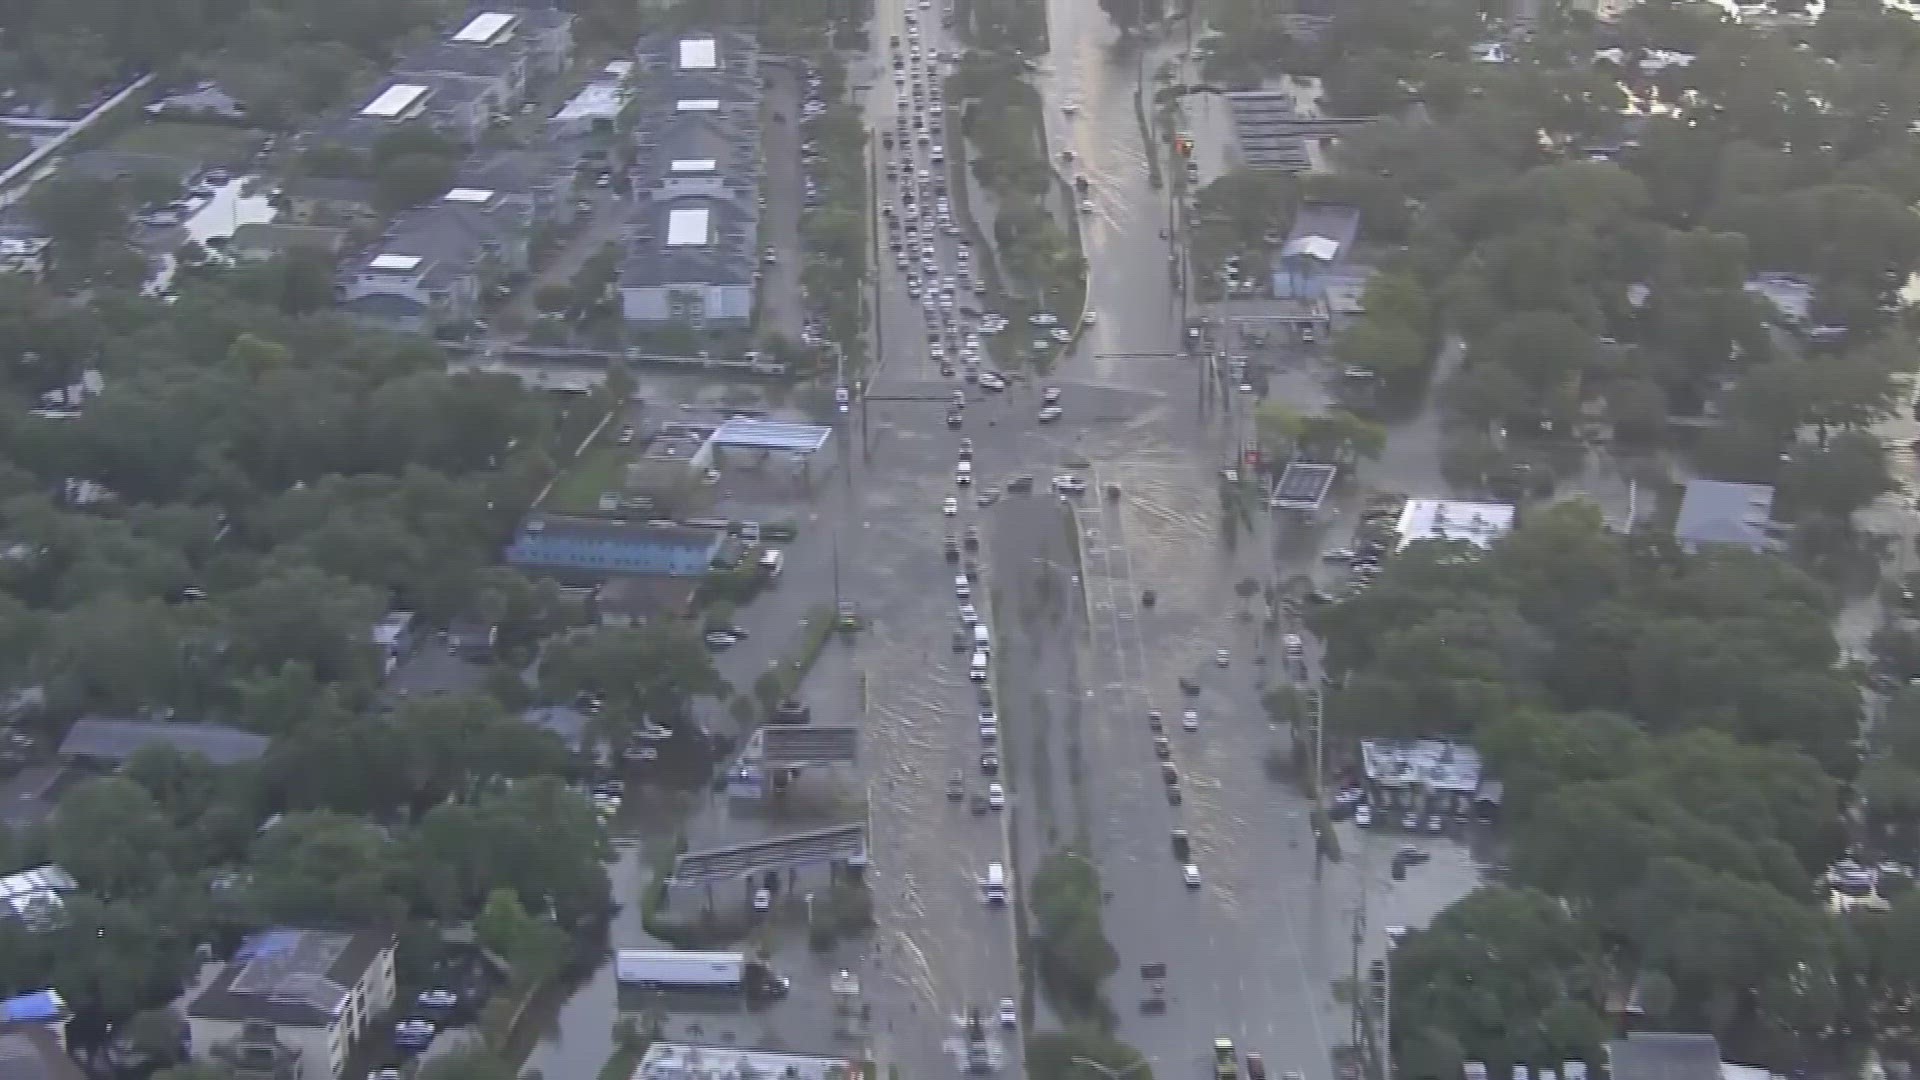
[619,31,762,328]
[1673,480,1782,553]
[280,176,381,229]
[395,39,528,115]
[228,223,346,262]
[505,516,725,579]
[520,705,593,753]
[0,991,81,1080]
[58,717,271,767]
[457,146,581,228]
[595,574,701,626]
[332,77,491,147]
[338,184,530,331]
[0,865,77,928]
[187,929,397,1080]
[445,617,499,660]
[550,81,631,138]
[0,228,51,278]
[143,82,249,121]
[501,4,576,76]
[0,766,70,829]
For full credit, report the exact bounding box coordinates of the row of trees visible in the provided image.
[1310,505,1879,1072]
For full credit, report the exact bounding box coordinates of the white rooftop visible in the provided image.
[1394,498,1515,551]
[368,253,425,272]
[677,37,718,70]
[1281,234,1340,262]
[636,1044,854,1080]
[451,11,517,43]
[1360,739,1483,794]
[556,82,626,123]
[665,206,710,247]
[443,187,495,203]
[670,159,718,173]
[677,99,722,112]
[361,83,428,119]
[605,60,636,78]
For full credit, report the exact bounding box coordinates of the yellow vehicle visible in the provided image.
[1214,1039,1239,1080]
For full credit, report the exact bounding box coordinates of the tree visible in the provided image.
[1778,429,1893,523]
[416,1046,519,1080]
[540,625,729,740]
[1028,851,1118,1020]
[474,887,569,983]
[248,812,403,926]
[1097,0,1147,33]
[49,777,178,898]
[374,152,458,215]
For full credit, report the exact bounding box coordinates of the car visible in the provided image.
[1148,711,1164,732]
[1008,474,1035,493]
[1427,813,1446,833]
[978,371,1007,391]
[1246,1055,1268,1080]
[1183,863,1202,887]
[1051,474,1087,495]
[1153,736,1171,758]
[976,487,1002,506]
[394,1019,436,1043]
[980,750,1000,774]
[987,783,1005,809]
[1042,386,1062,404]
[1027,312,1059,326]
[943,497,959,515]
[1167,784,1183,805]
[704,631,738,648]
[947,409,964,428]
[1082,310,1097,325]
[1171,828,1191,860]
[616,425,635,445]
[1322,548,1356,562]
[964,525,981,549]
[998,998,1018,1026]
[959,437,975,458]
[1079,199,1095,212]
[1401,810,1420,829]
[753,888,772,912]
[1397,844,1432,866]
[960,603,979,623]
[1216,648,1231,666]
[1161,762,1179,785]
[416,989,459,1009]
[1282,634,1304,655]
[1354,803,1373,827]
[834,385,851,411]
[1182,709,1199,731]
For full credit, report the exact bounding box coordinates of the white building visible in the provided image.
[636,1043,856,1080]
[187,928,397,1080]
[1393,499,1515,551]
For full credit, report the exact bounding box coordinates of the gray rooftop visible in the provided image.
[1674,480,1780,552]
[1279,203,1361,265]
[189,928,392,1028]
[620,196,755,288]
[1607,1033,1724,1080]
[396,41,522,82]
[0,1029,85,1080]
[59,717,270,766]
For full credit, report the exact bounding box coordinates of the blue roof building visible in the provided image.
[505,516,724,580]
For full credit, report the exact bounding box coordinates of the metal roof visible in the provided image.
[665,205,710,247]
[672,823,866,885]
[1281,235,1340,261]
[708,418,832,454]
[360,83,428,118]
[1269,461,1337,509]
[670,158,717,173]
[443,187,494,203]
[677,98,722,111]
[745,725,859,766]
[677,37,718,70]
[368,253,424,271]
[451,11,516,43]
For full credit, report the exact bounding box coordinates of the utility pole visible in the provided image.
[863,122,883,458]
[1310,684,1326,878]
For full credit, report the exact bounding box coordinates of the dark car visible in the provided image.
[1008,474,1035,493]
[980,751,1000,775]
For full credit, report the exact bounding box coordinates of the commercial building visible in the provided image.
[504,516,726,580]
[1605,1032,1773,1080]
[1393,498,1515,551]
[636,1044,855,1080]
[1673,480,1781,553]
[187,929,398,1080]
[0,865,77,928]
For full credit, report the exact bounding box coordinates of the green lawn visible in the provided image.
[108,122,264,167]
[544,443,634,514]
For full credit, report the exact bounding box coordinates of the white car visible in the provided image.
[1182,709,1199,731]
[998,998,1018,1027]
[1038,405,1063,422]
[987,782,1005,809]
[943,497,959,515]
[956,575,971,599]
[1355,803,1374,828]
[1182,863,1202,887]
[1215,648,1231,666]
[1049,327,1073,342]
[1082,311,1097,325]
[416,989,459,1009]
[753,888,772,912]
[1283,634,1304,655]
[1027,312,1058,326]
[1079,199,1095,213]
[959,603,979,624]
[1051,474,1086,495]
[704,631,739,648]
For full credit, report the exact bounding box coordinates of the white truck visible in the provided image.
[615,950,790,997]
